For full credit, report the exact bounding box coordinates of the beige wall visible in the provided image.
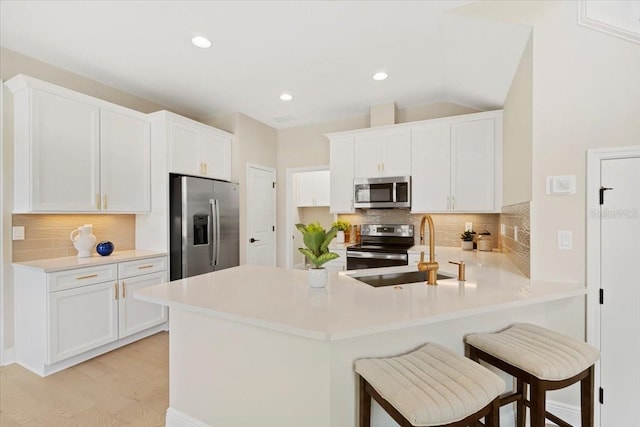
[206,113,277,265]
[275,102,481,267]
[455,0,640,408]
[502,36,533,206]
[0,48,175,354]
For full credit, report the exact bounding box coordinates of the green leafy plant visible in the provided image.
[296,222,339,268]
[460,230,475,241]
[332,220,350,231]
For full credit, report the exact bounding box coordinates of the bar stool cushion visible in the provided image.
[465,323,600,381]
[355,343,505,426]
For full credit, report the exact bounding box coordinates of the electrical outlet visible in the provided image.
[500,223,506,235]
[12,226,25,240]
[514,226,519,242]
[464,222,473,232]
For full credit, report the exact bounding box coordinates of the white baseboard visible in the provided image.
[1,346,16,366]
[163,401,578,427]
[499,400,580,427]
[166,408,209,427]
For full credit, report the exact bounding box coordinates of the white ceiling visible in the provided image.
[0,1,531,128]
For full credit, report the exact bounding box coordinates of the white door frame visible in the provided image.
[246,163,276,266]
[285,165,330,269]
[585,145,640,426]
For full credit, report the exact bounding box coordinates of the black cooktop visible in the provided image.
[353,271,454,287]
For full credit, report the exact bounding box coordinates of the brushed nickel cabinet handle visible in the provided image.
[76,274,98,280]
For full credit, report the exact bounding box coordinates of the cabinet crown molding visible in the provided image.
[148,110,233,138]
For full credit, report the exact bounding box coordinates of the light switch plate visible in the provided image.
[12,226,25,240]
[464,222,473,232]
[546,175,576,195]
[557,230,573,250]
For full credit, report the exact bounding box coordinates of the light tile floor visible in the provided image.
[0,332,168,426]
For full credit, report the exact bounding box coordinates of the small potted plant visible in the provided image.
[296,222,339,287]
[460,230,475,251]
[332,220,350,244]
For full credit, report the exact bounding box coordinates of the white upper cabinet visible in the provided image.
[6,74,151,213]
[165,113,232,181]
[354,128,411,178]
[411,124,451,212]
[411,111,503,213]
[328,136,355,213]
[100,109,151,212]
[296,170,330,207]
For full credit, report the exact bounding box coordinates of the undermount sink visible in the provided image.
[351,270,455,288]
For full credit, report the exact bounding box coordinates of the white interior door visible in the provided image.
[600,156,640,426]
[246,164,276,266]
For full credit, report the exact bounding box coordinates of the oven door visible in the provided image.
[346,251,408,270]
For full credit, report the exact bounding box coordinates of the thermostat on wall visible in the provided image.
[546,175,576,195]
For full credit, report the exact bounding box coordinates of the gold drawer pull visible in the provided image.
[114,282,118,300]
[122,281,126,298]
[76,274,98,280]
[138,265,154,269]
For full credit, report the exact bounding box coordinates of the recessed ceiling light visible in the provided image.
[372,72,388,81]
[280,93,293,101]
[192,36,212,49]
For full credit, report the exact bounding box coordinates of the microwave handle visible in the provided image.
[393,182,397,203]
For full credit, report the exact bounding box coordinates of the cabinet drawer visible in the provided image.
[118,256,167,279]
[48,264,118,293]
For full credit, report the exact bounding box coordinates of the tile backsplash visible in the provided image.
[499,202,530,277]
[338,211,501,249]
[12,214,135,262]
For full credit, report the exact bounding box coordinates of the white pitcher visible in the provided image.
[70,224,97,258]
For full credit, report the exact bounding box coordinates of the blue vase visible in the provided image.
[96,241,114,256]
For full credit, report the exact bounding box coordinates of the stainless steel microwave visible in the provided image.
[353,176,411,209]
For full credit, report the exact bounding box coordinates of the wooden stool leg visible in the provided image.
[359,375,371,427]
[484,397,500,427]
[581,366,595,427]
[516,379,527,427]
[530,380,546,427]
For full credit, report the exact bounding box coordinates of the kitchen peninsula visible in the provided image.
[135,247,586,427]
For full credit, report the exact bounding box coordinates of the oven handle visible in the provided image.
[347,252,408,261]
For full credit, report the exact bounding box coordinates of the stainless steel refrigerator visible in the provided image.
[169,174,239,280]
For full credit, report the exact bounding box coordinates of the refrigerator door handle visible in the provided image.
[215,199,221,267]
[209,199,216,267]
[209,199,220,267]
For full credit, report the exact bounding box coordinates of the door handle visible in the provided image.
[250,238,260,243]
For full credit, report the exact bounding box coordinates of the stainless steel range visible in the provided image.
[346,224,414,270]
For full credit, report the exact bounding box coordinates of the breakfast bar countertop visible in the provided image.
[135,247,586,341]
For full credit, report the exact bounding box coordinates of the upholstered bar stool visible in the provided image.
[355,343,506,427]
[465,323,600,427]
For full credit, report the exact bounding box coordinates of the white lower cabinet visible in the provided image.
[48,281,118,364]
[14,255,168,376]
[325,249,346,272]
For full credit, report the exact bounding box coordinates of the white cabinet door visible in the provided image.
[330,137,355,213]
[169,121,200,175]
[314,170,331,206]
[451,119,495,212]
[297,171,330,207]
[411,125,451,212]
[200,132,232,181]
[118,271,168,339]
[380,129,411,177]
[48,281,118,364]
[354,134,382,178]
[100,109,151,212]
[30,89,100,211]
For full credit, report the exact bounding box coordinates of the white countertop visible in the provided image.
[12,250,167,272]
[135,247,586,341]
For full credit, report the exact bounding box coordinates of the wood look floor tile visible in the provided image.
[0,332,168,426]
